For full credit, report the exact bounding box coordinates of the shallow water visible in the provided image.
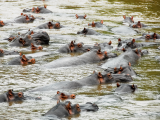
[0,0,160,119]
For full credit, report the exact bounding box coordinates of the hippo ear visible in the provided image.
[18,32,20,35]
[75,14,78,19]
[19,52,22,56]
[44,5,47,8]
[117,83,120,87]
[32,7,35,12]
[132,39,135,43]
[28,35,32,39]
[8,89,14,101]
[100,20,103,24]
[21,13,23,15]
[25,15,30,21]
[84,14,87,19]
[31,15,35,19]
[0,49,4,53]
[93,70,95,74]
[128,62,131,66]
[131,84,135,89]
[30,31,34,35]
[118,38,121,41]
[0,20,5,25]
[123,15,126,19]
[108,41,112,45]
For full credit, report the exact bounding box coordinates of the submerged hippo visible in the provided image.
[77,28,100,35]
[88,20,105,28]
[122,15,134,25]
[8,30,50,46]
[130,21,147,28]
[44,101,80,118]
[37,21,62,29]
[75,14,87,19]
[0,89,24,103]
[43,49,117,68]
[30,71,132,92]
[0,49,19,57]
[104,62,137,76]
[52,91,76,101]
[23,5,53,13]
[14,13,35,23]
[8,54,35,65]
[115,83,137,93]
[138,32,160,40]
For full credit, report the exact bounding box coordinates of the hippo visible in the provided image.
[0,20,5,27]
[37,21,62,29]
[104,62,137,76]
[77,28,100,35]
[52,91,76,101]
[23,5,53,13]
[130,21,147,28]
[101,48,142,69]
[138,32,160,40]
[117,38,160,49]
[88,20,105,28]
[0,89,25,103]
[8,54,35,65]
[75,14,87,19]
[0,49,19,57]
[8,30,50,46]
[122,15,134,25]
[14,13,35,23]
[44,101,80,118]
[79,102,99,112]
[43,49,117,68]
[30,43,43,51]
[30,71,132,92]
[115,83,137,93]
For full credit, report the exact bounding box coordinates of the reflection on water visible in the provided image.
[0,0,160,119]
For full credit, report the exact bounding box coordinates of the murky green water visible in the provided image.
[0,0,160,119]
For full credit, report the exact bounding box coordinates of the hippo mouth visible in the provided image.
[48,22,53,29]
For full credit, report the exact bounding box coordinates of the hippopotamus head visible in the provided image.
[0,49,4,57]
[53,91,76,101]
[123,15,134,25]
[47,22,61,29]
[79,102,99,112]
[14,14,35,23]
[88,20,103,27]
[0,20,5,27]
[115,83,137,93]
[77,28,88,35]
[77,28,99,35]
[71,104,81,115]
[126,39,136,48]
[0,89,25,103]
[31,43,43,50]
[75,14,87,19]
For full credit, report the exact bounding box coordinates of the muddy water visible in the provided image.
[0,0,160,119]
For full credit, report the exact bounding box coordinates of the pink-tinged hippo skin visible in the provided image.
[29,71,132,92]
[75,14,87,19]
[23,5,53,13]
[115,83,137,94]
[77,28,100,35]
[43,49,117,68]
[8,54,35,65]
[129,21,147,28]
[37,21,62,29]
[44,101,80,119]
[58,41,113,53]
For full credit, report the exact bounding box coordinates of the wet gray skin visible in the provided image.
[29,72,132,92]
[88,21,105,28]
[43,50,117,68]
[36,21,62,29]
[14,15,35,23]
[79,102,99,112]
[114,84,137,94]
[23,6,53,13]
[137,32,160,40]
[129,21,147,28]
[77,28,100,35]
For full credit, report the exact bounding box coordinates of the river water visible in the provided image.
[0,0,160,119]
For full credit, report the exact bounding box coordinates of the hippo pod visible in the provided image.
[52,91,76,101]
[37,21,62,29]
[138,32,160,40]
[23,5,53,13]
[88,20,105,28]
[122,15,134,25]
[75,14,87,19]
[30,71,132,92]
[104,63,137,76]
[0,49,19,57]
[101,48,142,69]
[44,101,80,118]
[43,49,117,68]
[8,54,35,65]
[115,83,137,93]
[129,21,147,28]
[77,28,100,35]
[14,13,35,23]
[0,89,25,103]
